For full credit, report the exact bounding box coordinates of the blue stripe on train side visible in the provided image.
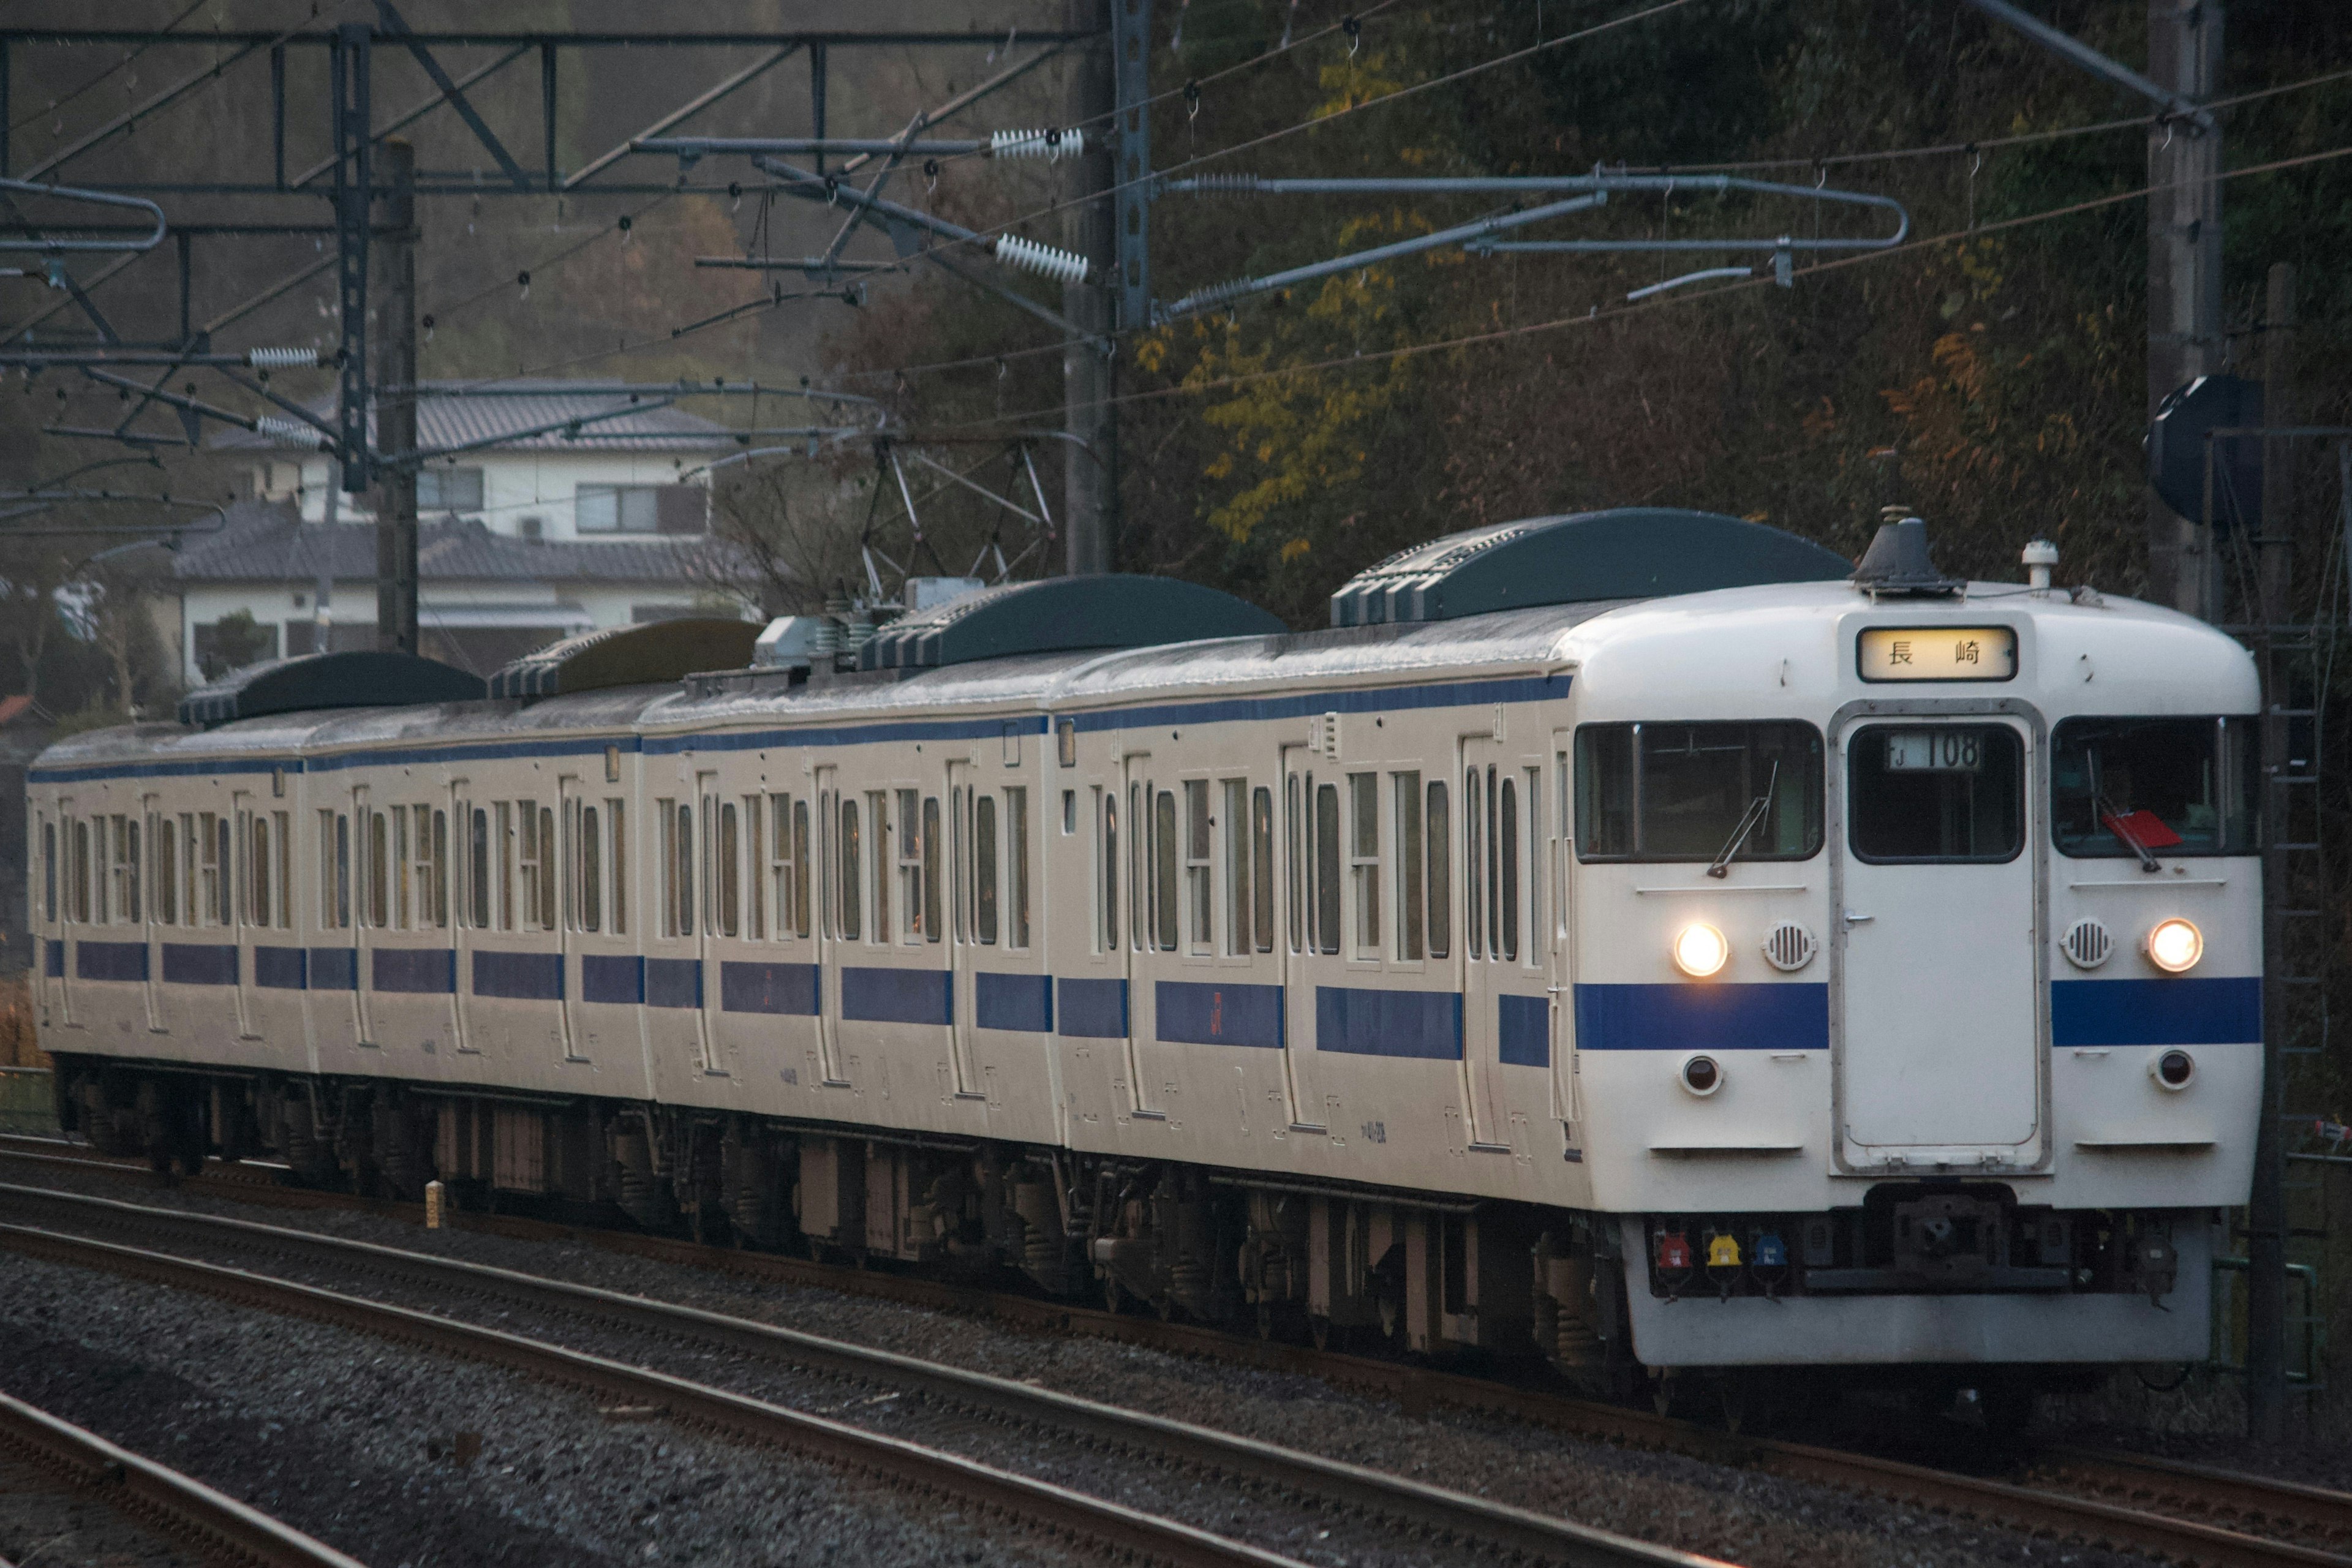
[309,947,358,990]
[976,971,1051,1032]
[841,967,951,1025]
[1572,981,1828,1051]
[1497,993,1550,1067]
[1156,980,1283,1048]
[2051,976,2260,1047]
[474,949,563,1001]
[581,954,645,1005]
[374,947,456,994]
[43,940,63,978]
[75,941,148,982]
[1057,977,1128,1038]
[645,957,702,1009]
[254,946,307,989]
[722,960,820,1016]
[161,942,238,986]
[1315,986,1461,1060]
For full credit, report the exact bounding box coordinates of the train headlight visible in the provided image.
[1672,922,1729,978]
[2144,917,2203,974]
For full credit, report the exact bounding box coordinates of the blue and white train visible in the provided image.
[28,508,2263,1403]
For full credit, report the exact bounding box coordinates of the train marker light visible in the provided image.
[1753,1231,1788,1268]
[1678,1055,1722,1096]
[2153,1049,2196,1090]
[1672,921,1729,978]
[2145,916,2203,973]
[1706,1232,1743,1268]
[1656,1231,1693,1271]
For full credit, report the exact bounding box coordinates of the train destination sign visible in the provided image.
[1856,625,2018,682]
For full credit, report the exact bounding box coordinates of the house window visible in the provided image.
[417,466,485,512]
[576,483,707,535]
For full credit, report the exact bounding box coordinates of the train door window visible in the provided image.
[787,797,807,938]
[1128,782,1146,951]
[192,813,217,927]
[92,817,111,925]
[1313,780,1341,956]
[1849,725,2024,863]
[1348,773,1379,958]
[769,796,795,941]
[836,796,860,941]
[922,794,945,944]
[1006,787,1030,949]
[1284,775,1302,954]
[1152,787,1178,952]
[489,803,510,930]
[396,807,416,929]
[115,815,141,925]
[1222,780,1251,955]
[1463,771,1483,959]
[250,815,270,929]
[578,804,602,932]
[417,808,443,929]
[1184,780,1212,953]
[717,799,741,938]
[1098,789,1119,953]
[466,808,489,929]
[155,815,177,925]
[1250,786,1274,954]
[897,790,924,944]
[70,818,89,923]
[608,799,627,935]
[816,790,834,939]
[365,810,388,927]
[1393,772,1423,961]
[1062,790,1076,835]
[865,791,891,944]
[743,796,764,940]
[41,820,56,924]
[522,802,548,931]
[974,791,1000,945]
[1499,773,1520,963]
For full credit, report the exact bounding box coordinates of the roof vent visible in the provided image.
[179,650,484,728]
[1852,509,1964,597]
[1327,508,1851,627]
[488,616,761,699]
[859,575,1284,671]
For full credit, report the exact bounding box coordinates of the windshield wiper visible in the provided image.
[2098,794,2163,873]
[1707,760,1779,879]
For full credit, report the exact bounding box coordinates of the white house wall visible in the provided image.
[275,450,725,538]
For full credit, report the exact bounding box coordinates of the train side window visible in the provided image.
[1184,780,1211,953]
[1348,772,1379,959]
[362,810,385,927]
[1284,774,1302,954]
[607,799,627,936]
[1250,786,1274,954]
[1006,786,1030,949]
[785,797,805,938]
[1463,771,1483,959]
[1523,767,1542,957]
[397,807,417,929]
[41,820,56,924]
[865,791,891,944]
[154,815,176,925]
[1426,780,1450,959]
[676,801,699,938]
[192,812,215,927]
[70,818,89,924]
[897,789,924,944]
[922,794,944,944]
[490,802,510,930]
[1499,773,1520,963]
[1153,788,1178,952]
[743,796,764,940]
[118,815,142,925]
[1393,772,1423,961]
[424,809,443,930]
[974,791,1000,945]
[836,796,859,941]
[718,799,742,939]
[1222,780,1251,955]
[1098,789,1119,953]
[577,804,601,932]
[92,816,111,925]
[250,815,270,929]
[1128,782,1145,951]
[1312,780,1341,957]
[769,795,794,941]
[467,809,489,928]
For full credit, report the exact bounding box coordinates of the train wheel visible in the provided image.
[1102,1275,1125,1314]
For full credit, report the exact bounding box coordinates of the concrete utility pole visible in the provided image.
[1061,0,1115,576]
[374,138,420,655]
[2144,0,2224,614]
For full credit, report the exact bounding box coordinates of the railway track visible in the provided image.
[4,1136,2345,1568]
[0,1382,370,1568]
[0,1181,1728,1568]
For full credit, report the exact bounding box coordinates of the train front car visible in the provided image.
[1564,516,2260,1397]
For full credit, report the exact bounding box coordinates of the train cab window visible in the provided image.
[835,797,859,941]
[975,791,1001,946]
[1184,780,1212,952]
[1006,787,1030,949]
[1099,790,1120,953]
[1849,724,2024,864]
[2052,715,2257,859]
[1573,722,1825,864]
[42,820,56,924]
[1250,786,1275,955]
[1348,772,1380,957]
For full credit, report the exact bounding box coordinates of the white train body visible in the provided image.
[29,511,2262,1382]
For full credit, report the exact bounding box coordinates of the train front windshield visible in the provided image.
[2051,715,2258,858]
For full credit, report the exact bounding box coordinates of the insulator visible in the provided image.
[994,233,1090,285]
[245,346,319,369]
[253,415,326,448]
[1178,173,1265,194]
[989,127,1086,161]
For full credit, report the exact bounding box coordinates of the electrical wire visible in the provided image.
[7,0,209,133]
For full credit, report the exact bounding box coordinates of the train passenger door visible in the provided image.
[1276,743,1329,1130]
[1834,714,2043,1162]
[812,764,848,1085]
[1457,738,1517,1148]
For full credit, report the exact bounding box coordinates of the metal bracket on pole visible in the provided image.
[0,176,167,254]
[331,22,371,493]
[1959,0,2214,131]
[1110,0,1151,334]
[375,1,532,189]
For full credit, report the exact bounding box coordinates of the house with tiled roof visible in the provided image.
[192,381,760,681]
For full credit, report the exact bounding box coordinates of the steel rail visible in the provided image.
[2036,1448,2352,1545]
[0,1180,1727,1568]
[6,1140,2345,1568]
[0,1219,1310,1568]
[0,1385,372,1568]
